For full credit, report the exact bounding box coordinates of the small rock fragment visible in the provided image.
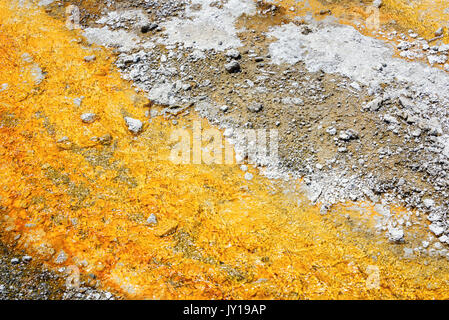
[350,82,361,91]
[383,114,398,124]
[84,55,96,62]
[339,129,358,141]
[339,131,351,141]
[438,44,449,53]
[247,103,263,113]
[319,204,329,215]
[428,54,447,65]
[301,25,312,35]
[326,126,337,135]
[410,128,421,137]
[81,112,97,123]
[141,23,158,33]
[55,250,67,264]
[403,247,414,259]
[399,96,414,109]
[291,97,304,106]
[99,134,113,145]
[397,41,413,51]
[429,223,445,236]
[423,198,435,208]
[124,117,143,134]
[319,9,331,15]
[373,0,382,8]
[73,97,84,107]
[387,226,404,243]
[225,49,241,59]
[146,213,157,225]
[0,83,9,92]
[365,97,383,111]
[435,27,444,37]
[224,61,241,73]
[223,128,234,138]
[419,117,442,136]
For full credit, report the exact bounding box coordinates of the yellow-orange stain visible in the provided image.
[276,0,448,38]
[1,0,449,299]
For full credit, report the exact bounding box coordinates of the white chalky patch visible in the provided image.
[267,22,449,106]
[83,27,140,52]
[38,0,54,6]
[96,9,149,27]
[159,0,256,51]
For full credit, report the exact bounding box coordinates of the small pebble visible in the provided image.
[146,213,157,225]
[224,61,241,73]
[247,103,263,113]
[141,23,158,33]
[81,113,97,123]
[83,55,96,62]
[54,250,67,264]
[124,117,143,134]
[435,27,444,37]
[225,49,241,59]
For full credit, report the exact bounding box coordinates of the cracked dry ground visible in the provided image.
[3,0,449,299]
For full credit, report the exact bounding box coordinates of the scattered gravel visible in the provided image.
[0,242,117,300]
